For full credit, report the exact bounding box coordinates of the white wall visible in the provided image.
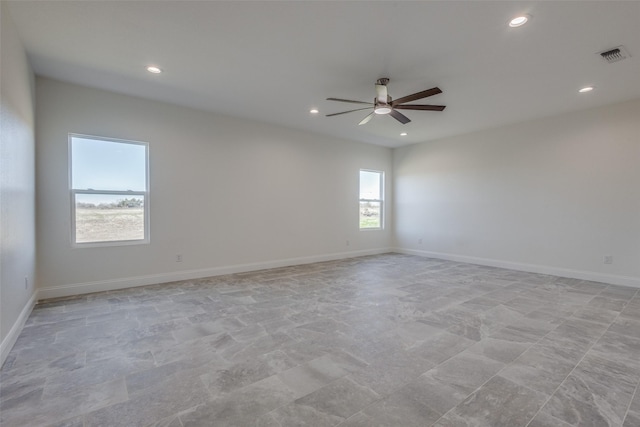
[394,99,640,287]
[36,78,393,298]
[0,4,37,365]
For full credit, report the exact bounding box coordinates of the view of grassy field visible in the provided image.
[359,216,380,228]
[359,203,381,229]
[75,207,144,243]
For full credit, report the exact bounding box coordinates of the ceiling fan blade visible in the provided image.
[389,109,411,124]
[326,98,373,105]
[391,87,442,106]
[326,107,371,117]
[359,112,375,125]
[394,104,446,111]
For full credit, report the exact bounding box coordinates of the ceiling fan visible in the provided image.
[326,78,446,125]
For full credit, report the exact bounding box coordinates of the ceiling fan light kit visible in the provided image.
[326,78,446,125]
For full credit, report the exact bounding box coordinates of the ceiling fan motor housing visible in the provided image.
[375,80,391,110]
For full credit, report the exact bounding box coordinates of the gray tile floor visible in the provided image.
[1,254,640,427]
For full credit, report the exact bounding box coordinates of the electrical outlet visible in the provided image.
[418,238,423,244]
[24,277,28,290]
[604,255,613,265]
[346,240,350,246]
[176,254,183,263]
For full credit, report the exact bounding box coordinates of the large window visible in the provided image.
[359,169,384,229]
[70,134,149,246]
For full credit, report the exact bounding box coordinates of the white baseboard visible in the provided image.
[37,248,392,300]
[1,292,37,368]
[394,248,640,288]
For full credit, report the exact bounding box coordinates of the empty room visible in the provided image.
[1,1,640,426]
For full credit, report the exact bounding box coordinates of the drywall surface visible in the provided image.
[36,78,392,297]
[0,4,37,363]
[394,99,640,286]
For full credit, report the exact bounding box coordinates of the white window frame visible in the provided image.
[359,169,384,230]
[69,133,150,247]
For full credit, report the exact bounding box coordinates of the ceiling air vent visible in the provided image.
[599,46,631,64]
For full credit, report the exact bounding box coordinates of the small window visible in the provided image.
[359,169,384,229]
[70,134,149,246]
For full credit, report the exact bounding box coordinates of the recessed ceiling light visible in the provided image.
[146,66,162,74]
[400,132,408,136]
[309,109,319,114]
[578,86,594,93]
[509,15,530,27]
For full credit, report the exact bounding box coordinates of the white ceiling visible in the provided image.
[6,1,640,148]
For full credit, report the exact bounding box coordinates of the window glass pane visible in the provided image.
[359,170,381,199]
[359,201,381,229]
[75,194,145,243]
[71,136,146,191]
